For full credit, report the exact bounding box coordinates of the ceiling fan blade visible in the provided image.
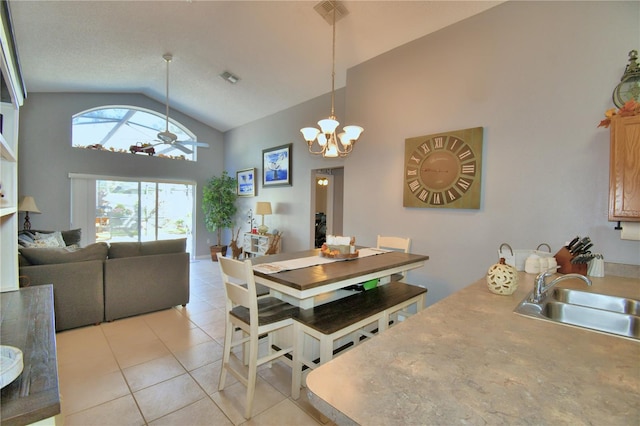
[177,139,209,148]
[173,143,193,154]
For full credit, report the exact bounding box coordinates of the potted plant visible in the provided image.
[202,171,238,261]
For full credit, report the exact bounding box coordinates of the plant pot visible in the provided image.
[210,245,228,262]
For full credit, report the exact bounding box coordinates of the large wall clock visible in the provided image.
[403,127,483,209]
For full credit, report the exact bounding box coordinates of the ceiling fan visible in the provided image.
[134,54,209,156]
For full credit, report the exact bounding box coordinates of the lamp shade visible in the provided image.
[255,202,272,216]
[18,196,41,213]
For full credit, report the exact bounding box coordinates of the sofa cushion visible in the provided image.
[19,242,108,265]
[108,238,187,258]
[141,238,187,256]
[107,242,141,258]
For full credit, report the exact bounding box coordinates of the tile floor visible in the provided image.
[55,259,334,426]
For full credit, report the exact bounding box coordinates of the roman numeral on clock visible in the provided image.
[456,178,471,191]
[408,180,421,192]
[458,148,473,160]
[461,163,475,175]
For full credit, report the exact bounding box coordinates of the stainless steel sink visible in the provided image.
[515,289,640,341]
[553,288,640,316]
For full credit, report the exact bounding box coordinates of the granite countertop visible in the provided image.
[306,272,640,425]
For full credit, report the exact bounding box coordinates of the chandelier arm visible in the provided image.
[308,142,326,155]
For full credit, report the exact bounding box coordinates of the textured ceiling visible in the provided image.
[7,1,503,132]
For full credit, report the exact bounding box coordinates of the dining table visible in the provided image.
[250,247,429,308]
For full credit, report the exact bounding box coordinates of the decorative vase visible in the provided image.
[486,257,518,295]
[210,245,228,262]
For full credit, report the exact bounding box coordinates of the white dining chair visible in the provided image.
[377,235,411,281]
[216,253,298,419]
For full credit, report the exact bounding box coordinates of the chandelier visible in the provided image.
[301,1,363,158]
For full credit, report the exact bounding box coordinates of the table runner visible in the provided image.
[253,247,389,274]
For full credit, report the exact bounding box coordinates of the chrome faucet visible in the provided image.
[530,271,592,303]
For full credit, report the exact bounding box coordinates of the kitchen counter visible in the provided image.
[306,273,640,425]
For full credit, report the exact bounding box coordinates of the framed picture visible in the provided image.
[236,168,256,197]
[262,143,292,187]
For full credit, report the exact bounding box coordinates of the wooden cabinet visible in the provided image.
[243,233,281,257]
[1,3,25,292]
[609,115,640,221]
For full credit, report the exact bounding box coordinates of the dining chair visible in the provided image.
[377,235,411,281]
[216,253,298,419]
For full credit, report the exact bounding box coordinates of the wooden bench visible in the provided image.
[291,281,427,398]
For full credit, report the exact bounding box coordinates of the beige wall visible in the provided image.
[225,1,640,304]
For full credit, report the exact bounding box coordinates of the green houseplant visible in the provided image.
[202,171,238,261]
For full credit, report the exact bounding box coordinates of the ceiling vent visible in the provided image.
[219,71,240,84]
[314,0,349,25]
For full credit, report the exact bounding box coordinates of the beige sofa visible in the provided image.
[19,235,189,331]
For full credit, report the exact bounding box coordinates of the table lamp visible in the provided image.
[18,196,41,230]
[255,202,272,234]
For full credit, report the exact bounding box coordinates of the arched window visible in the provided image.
[72,106,200,161]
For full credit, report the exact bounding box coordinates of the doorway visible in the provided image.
[311,167,344,248]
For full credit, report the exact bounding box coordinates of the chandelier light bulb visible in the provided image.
[301,127,320,142]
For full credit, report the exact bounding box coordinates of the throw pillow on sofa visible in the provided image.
[19,242,108,265]
[35,231,67,247]
[108,238,187,258]
[18,229,82,247]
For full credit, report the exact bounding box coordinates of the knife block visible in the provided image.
[554,247,587,275]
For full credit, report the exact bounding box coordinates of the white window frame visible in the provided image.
[69,173,196,257]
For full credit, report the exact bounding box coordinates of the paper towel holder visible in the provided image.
[614,221,622,230]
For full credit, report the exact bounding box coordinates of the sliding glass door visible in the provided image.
[71,174,195,255]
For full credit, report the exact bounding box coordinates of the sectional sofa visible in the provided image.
[18,230,190,332]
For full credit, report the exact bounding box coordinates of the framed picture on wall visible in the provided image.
[262,143,292,187]
[236,168,256,197]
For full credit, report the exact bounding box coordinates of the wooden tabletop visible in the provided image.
[1,285,60,426]
[251,249,429,304]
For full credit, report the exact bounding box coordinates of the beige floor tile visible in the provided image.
[54,261,324,426]
[244,398,324,426]
[142,308,194,333]
[122,354,186,392]
[56,325,111,361]
[175,299,217,316]
[197,318,227,342]
[173,339,224,371]
[100,315,152,337]
[158,325,214,353]
[190,359,238,395]
[64,394,145,426]
[185,307,226,327]
[58,350,120,383]
[211,377,287,424]
[257,360,294,397]
[149,397,233,426]
[60,370,130,415]
[133,373,207,422]
[111,337,172,369]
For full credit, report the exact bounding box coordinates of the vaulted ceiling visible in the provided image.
[7,1,502,132]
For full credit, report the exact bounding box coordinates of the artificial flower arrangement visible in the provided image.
[597,99,640,128]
